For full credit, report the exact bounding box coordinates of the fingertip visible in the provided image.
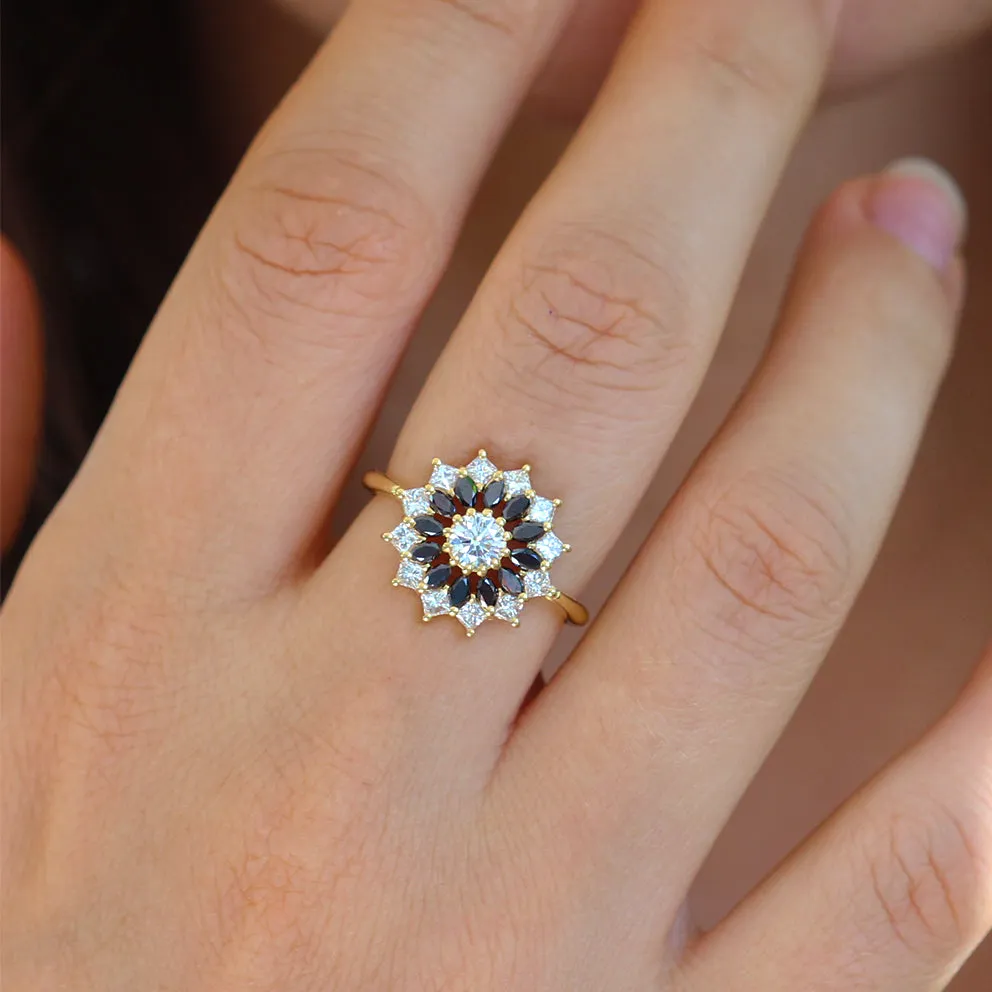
[866,157,967,277]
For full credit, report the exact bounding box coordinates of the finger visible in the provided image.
[830,0,992,92]
[56,0,578,585]
[681,643,992,991]
[318,0,838,741]
[501,161,967,927]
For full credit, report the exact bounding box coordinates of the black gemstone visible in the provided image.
[502,495,530,522]
[425,564,452,588]
[482,479,505,508]
[454,476,477,508]
[511,548,542,570]
[411,542,441,563]
[512,522,545,543]
[431,491,457,517]
[449,576,472,608]
[499,568,524,596]
[414,515,444,537]
[478,577,499,607]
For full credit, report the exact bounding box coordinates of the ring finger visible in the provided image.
[315,0,837,750]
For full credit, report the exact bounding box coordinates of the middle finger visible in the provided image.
[317,0,840,758]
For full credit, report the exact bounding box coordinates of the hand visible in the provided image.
[280,0,992,114]
[4,2,990,989]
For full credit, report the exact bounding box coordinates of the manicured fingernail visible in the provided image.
[868,158,966,273]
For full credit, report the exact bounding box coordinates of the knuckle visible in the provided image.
[864,805,988,956]
[680,470,852,643]
[487,225,693,416]
[220,147,437,346]
[678,0,829,110]
[425,0,525,41]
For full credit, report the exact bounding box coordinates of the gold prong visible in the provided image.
[478,449,488,457]
[382,533,391,542]
[564,544,572,552]
[553,498,562,507]
[391,579,400,587]
[465,629,475,638]
[511,619,521,628]
[482,508,492,517]
[523,464,531,472]
[432,457,441,465]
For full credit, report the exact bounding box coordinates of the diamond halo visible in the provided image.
[380,450,571,636]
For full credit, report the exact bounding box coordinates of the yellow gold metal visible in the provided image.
[364,468,589,627]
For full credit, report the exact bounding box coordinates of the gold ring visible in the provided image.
[364,450,589,636]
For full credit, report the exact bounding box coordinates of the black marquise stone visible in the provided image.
[498,567,524,597]
[454,476,477,508]
[482,479,505,508]
[478,577,499,607]
[511,522,545,543]
[426,564,452,588]
[449,576,472,608]
[414,515,444,537]
[511,548,542,571]
[502,495,530,522]
[431,491,457,517]
[411,542,441,563]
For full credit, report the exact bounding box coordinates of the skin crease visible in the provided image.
[191,0,992,985]
[3,0,989,986]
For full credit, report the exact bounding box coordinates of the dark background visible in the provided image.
[1,0,220,590]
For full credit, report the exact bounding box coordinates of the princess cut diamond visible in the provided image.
[523,569,553,598]
[457,601,487,632]
[466,454,497,487]
[534,532,566,563]
[429,462,460,492]
[421,589,451,618]
[402,488,432,517]
[502,469,531,497]
[526,496,556,525]
[396,559,427,590]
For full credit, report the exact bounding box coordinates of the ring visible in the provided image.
[364,450,589,636]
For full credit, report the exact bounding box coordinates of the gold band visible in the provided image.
[363,470,589,626]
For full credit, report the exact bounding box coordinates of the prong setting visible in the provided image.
[382,449,571,635]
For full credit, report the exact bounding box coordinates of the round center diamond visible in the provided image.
[448,514,507,573]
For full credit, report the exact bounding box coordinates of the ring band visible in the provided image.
[363,451,589,636]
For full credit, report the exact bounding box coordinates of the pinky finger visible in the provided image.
[680,643,992,991]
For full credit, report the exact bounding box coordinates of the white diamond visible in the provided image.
[502,469,531,497]
[457,600,487,631]
[534,532,566,563]
[448,514,507,573]
[524,569,553,598]
[421,589,450,618]
[494,594,524,623]
[402,488,432,517]
[429,463,460,492]
[527,496,556,525]
[396,560,427,590]
[466,455,497,487]
[387,523,419,554]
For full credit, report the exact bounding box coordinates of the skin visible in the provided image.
[3,0,991,988]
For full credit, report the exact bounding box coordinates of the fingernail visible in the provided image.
[867,158,966,273]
